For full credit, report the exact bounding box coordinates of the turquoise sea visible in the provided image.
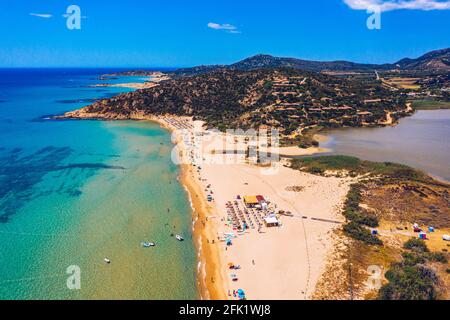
[0,69,197,300]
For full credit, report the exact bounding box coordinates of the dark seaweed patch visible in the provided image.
[54,163,126,170]
[0,147,125,223]
[0,147,73,223]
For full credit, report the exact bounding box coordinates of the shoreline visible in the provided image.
[90,82,158,90]
[52,110,372,299]
[155,117,227,300]
[179,164,227,300]
[152,116,352,299]
[58,111,227,299]
[64,110,445,299]
[92,72,171,90]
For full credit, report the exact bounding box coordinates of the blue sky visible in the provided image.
[0,0,449,67]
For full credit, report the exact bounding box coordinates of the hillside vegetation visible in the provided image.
[66,68,409,144]
[291,155,450,300]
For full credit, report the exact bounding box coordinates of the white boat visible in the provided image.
[176,235,184,241]
[142,242,156,248]
[104,258,111,264]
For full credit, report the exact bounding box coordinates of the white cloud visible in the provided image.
[207,22,241,34]
[344,0,450,12]
[30,13,53,18]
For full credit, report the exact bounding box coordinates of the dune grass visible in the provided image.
[412,99,450,110]
[291,155,429,181]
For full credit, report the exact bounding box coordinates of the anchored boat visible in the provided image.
[142,242,156,248]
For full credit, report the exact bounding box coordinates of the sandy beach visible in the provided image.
[58,108,354,299]
[156,116,353,300]
[92,72,171,90]
[91,81,158,90]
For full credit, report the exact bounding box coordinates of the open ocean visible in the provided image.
[0,69,197,299]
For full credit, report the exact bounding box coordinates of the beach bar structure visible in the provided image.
[264,216,280,227]
[243,196,259,208]
[243,195,267,208]
[256,195,266,203]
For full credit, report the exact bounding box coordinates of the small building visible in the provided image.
[264,216,280,228]
[256,195,266,203]
[243,196,259,208]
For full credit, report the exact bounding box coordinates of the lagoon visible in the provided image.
[320,109,450,182]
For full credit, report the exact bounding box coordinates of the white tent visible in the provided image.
[264,216,279,227]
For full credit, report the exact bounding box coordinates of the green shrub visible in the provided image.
[404,238,429,253]
[401,252,426,266]
[291,156,430,183]
[379,237,446,300]
[429,252,448,263]
[307,166,324,175]
[379,265,437,300]
[342,184,379,228]
[343,222,383,246]
[343,209,379,228]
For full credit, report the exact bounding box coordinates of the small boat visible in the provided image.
[104,258,111,264]
[142,242,156,248]
[176,235,184,241]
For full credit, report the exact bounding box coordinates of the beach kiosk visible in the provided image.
[243,196,259,208]
[256,195,266,204]
[264,216,280,228]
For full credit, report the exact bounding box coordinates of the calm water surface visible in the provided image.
[0,69,196,300]
[321,110,450,182]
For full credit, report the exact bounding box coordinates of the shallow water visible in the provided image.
[321,110,450,182]
[0,69,196,299]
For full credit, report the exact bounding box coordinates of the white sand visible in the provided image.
[159,116,353,300]
[201,163,351,300]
